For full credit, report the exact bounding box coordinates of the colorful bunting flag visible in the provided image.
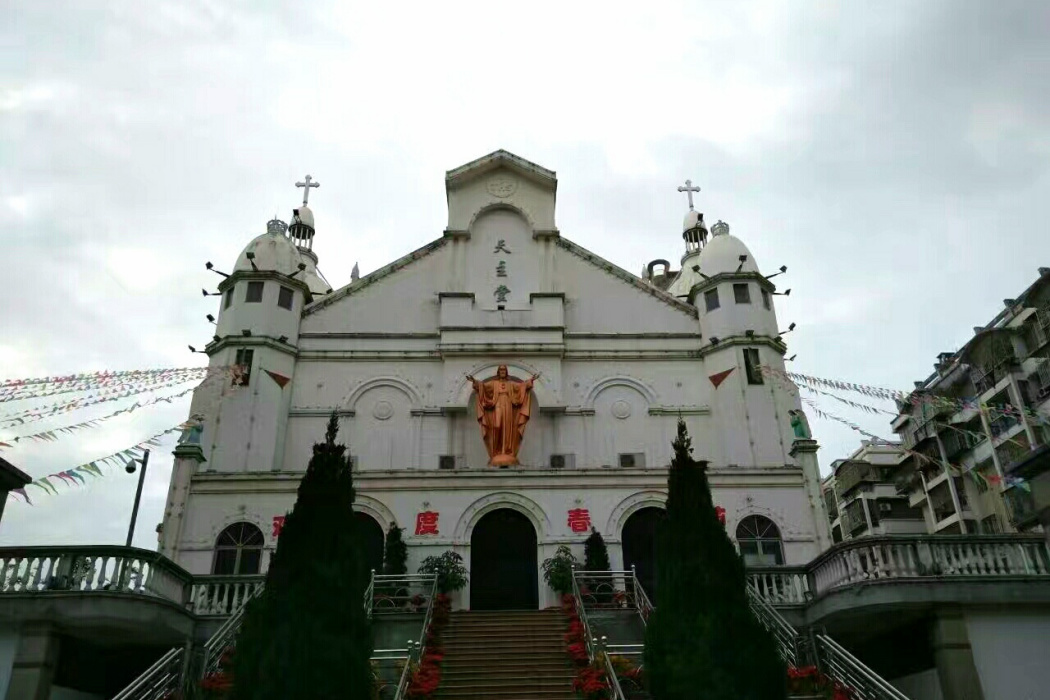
[709,368,735,389]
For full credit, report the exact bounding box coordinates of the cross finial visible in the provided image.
[677,179,701,210]
[295,174,320,205]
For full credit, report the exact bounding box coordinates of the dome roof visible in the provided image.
[683,209,703,232]
[233,230,304,275]
[697,228,760,276]
[293,205,315,230]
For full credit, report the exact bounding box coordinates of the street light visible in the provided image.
[124,449,150,547]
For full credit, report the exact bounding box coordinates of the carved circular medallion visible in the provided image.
[611,400,632,419]
[372,400,394,420]
[486,176,518,198]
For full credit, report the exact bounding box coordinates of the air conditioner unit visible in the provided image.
[550,454,575,469]
[438,455,456,470]
[878,502,893,513]
[619,453,646,468]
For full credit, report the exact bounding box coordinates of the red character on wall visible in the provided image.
[567,508,591,533]
[272,515,286,537]
[715,506,726,526]
[415,511,439,535]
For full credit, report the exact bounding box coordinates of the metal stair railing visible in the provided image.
[392,573,438,700]
[570,566,629,700]
[111,646,185,700]
[745,584,800,667]
[113,573,438,699]
[813,633,910,700]
[744,587,910,700]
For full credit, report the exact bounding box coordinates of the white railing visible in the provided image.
[747,567,810,605]
[189,575,264,616]
[809,535,1050,595]
[0,546,192,604]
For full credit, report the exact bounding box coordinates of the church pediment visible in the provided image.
[445,150,558,234]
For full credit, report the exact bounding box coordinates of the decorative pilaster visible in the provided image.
[158,444,206,560]
[790,438,832,552]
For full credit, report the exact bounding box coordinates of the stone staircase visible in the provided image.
[436,609,576,700]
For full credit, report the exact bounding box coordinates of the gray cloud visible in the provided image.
[3,0,1048,545]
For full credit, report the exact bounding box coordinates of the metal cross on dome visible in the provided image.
[295,174,320,205]
[677,179,701,210]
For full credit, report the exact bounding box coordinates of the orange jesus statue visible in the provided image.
[467,365,540,467]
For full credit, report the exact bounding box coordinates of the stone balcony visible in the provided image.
[746,534,1050,630]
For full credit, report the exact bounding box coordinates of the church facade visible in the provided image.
[159,150,830,610]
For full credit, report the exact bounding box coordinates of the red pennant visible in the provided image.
[265,370,291,389]
[709,368,735,389]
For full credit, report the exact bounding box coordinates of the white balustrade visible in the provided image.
[808,536,1050,597]
[189,576,264,616]
[0,547,193,606]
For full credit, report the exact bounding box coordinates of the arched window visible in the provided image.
[736,515,784,567]
[212,522,264,575]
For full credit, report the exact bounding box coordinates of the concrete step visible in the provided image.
[438,678,574,691]
[435,686,575,700]
[443,632,567,644]
[438,646,567,659]
[441,666,573,681]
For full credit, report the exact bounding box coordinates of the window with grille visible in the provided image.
[224,288,233,309]
[736,515,784,566]
[733,283,751,304]
[212,522,264,575]
[762,289,771,310]
[743,348,763,385]
[234,348,254,386]
[704,288,720,312]
[245,281,264,303]
[278,286,294,310]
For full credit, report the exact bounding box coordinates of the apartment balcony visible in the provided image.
[1004,483,1041,529]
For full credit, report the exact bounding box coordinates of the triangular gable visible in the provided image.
[445,150,557,195]
[303,237,449,316]
[555,237,698,318]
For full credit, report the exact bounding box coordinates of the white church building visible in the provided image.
[159,149,831,611]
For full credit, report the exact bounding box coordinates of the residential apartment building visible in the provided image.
[892,267,1050,536]
[822,440,926,542]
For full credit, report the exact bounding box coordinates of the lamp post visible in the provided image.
[125,449,150,548]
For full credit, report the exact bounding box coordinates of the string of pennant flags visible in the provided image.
[0,367,211,403]
[799,396,1030,494]
[0,366,240,428]
[0,366,215,393]
[0,382,215,450]
[7,422,192,505]
[757,368,1032,495]
[791,382,1031,452]
[762,365,1050,426]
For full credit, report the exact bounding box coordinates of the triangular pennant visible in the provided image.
[53,472,76,485]
[265,370,291,389]
[37,477,58,494]
[81,462,103,477]
[709,368,735,389]
[67,470,86,485]
[11,488,31,504]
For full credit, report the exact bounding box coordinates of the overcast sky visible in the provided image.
[3,1,1048,548]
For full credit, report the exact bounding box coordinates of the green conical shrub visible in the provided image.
[383,523,408,576]
[643,420,786,700]
[231,414,373,699]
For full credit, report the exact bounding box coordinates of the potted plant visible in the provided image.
[542,545,579,595]
[418,551,468,595]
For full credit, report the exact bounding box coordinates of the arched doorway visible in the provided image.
[355,512,385,577]
[470,508,538,610]
[621,507,664,605]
